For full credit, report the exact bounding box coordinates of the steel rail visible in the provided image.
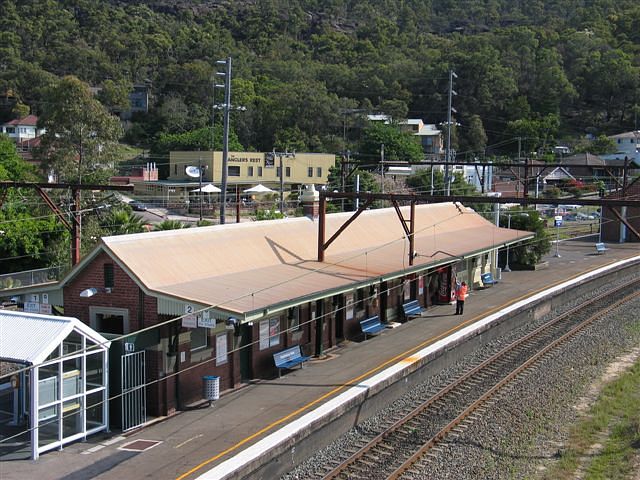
[388,288,640,479]
[321,278,639,480]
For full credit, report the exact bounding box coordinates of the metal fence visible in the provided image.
[0,266,62,291]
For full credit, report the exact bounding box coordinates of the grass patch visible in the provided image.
[542,360,640,480]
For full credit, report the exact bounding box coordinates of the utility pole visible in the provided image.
[216,57,232,225]
[1,182,132,266]
[445,69,457,196]
[380,143,385,194]
[273,150,295,213]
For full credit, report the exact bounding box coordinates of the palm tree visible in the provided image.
[102,209,146,235]
[153,219,191,231]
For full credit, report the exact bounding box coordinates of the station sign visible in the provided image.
[198,310,215,329]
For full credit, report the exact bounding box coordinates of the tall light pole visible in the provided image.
[445,69,457,196]
[216,57,232,225]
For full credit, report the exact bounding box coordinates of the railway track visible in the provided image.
[321,278,640,480]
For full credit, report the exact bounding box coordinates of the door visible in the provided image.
[121,351,146,432]
[239,324,253,381]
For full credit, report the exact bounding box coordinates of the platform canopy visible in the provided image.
[85,202,533,316]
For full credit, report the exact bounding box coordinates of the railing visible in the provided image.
[0,266,62,291]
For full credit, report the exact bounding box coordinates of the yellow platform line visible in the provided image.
[176,260,623,480]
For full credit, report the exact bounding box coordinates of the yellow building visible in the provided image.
[170,151,335,185]
[134,151,336,209]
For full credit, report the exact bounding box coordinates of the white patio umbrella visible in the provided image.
[243,184,274,193]
[192,183,221,193]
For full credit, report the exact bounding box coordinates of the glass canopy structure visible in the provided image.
[0,310,110,459]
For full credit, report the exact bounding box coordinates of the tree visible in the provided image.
[500,210,550,266]
[152,125,243,155]
[358,122,423,164]
[0,136,64,273]
[36,76,122,184]
[153,219,190,231]
[406,168,479,196]
[97,79,132,113]
[101,208,146,236]
[466,115,488,156]
[573,134,616,154]
[505,114,560,156]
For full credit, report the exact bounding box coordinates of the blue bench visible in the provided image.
[360,316,385,340]
[273,345,310,378]
[480,272,495,288]
[402,300,422,320]
[595,242,608,254]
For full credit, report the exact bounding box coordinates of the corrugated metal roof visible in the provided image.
[101,203,532,314]
[0,310,109,365]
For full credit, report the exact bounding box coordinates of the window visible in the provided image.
[191,327,209,351]
[228,166,240,176]
[308,167,313,177]
[258,167,263,177]
[248,166,254,176]
[104,264,114,289]
[174,164,177,175]
[6,127,15,134]
[90,306,129,335]
[285,167,291,177]
[316,167,322,177]
[276,166,281,177]
[94,313,125,334]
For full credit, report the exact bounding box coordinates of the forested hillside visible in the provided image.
[1,0,639,157]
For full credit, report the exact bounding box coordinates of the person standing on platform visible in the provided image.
[455,281,468,315]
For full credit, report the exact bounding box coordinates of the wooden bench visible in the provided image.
[402,300,422,320]
[360,316,385,340]
[595,242,608,254]
[480,272,495,288]
[273,345,310,378]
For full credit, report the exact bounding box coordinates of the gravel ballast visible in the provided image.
[282,272,640,480]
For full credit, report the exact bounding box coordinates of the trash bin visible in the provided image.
[203,375,220,402]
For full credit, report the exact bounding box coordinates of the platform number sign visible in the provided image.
[554,215,563,227]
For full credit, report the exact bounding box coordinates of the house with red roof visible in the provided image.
[0,115,44,142]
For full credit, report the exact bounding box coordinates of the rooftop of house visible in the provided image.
[2,114,38,127]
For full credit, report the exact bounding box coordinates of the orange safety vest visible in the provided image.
[456,284,468,300]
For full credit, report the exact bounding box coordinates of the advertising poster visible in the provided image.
[269,318,280,347]
[259,320,269,350]
[216,334,227,365]
[345,295,354,320]
[438,268,450,303]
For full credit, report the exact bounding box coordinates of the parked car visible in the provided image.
[129,201,147,211]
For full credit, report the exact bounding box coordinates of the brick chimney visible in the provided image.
[300,184,320,220]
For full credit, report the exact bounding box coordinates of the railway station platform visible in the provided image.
[2,238,640,480]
